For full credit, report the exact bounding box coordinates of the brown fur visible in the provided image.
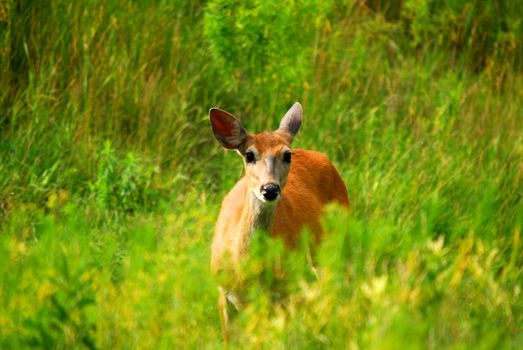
[211,148,349,275]
[271,149,349,244]
[209,104,349,342]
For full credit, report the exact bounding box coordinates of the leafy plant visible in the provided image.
[0,0,522,348]
[204,0,333,101]
[89,141,158,213]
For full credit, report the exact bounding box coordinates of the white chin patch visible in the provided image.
[252,190,279,204]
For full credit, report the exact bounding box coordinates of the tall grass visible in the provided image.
[1,0,522,348]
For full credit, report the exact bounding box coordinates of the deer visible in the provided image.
[209,102,349,341]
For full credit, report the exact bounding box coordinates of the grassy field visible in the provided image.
[1,0,522,348]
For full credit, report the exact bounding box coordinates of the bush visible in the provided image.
[204,0,334,102]
[89,141,158,214]
[368,0,523,74]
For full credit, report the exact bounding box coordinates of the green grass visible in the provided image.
[1,0,522,348]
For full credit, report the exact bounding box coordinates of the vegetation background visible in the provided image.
[1,0,522,348]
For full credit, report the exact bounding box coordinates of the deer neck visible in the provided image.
[236,189,276,256]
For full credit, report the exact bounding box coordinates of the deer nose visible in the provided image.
[261,183,280,201]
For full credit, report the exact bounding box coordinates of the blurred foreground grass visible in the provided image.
[1,0,522,348]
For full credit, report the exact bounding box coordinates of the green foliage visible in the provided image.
[0,0,522,348]
[89,141,158,213]
[400,0,523,73]
[205,0,333,101]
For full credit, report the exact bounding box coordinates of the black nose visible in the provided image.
[261,183,280,201]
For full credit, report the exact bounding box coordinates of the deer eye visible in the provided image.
[245,151,255,163]
[283,151,292,163]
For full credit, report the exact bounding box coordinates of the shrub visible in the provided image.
[89,141,158,213]
[204,0,334,101]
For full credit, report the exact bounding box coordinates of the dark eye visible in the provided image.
[283,151,292,163]
[245,151,255,163]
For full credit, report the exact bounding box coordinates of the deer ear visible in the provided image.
[209,108,249,150]
[277,102,302,142]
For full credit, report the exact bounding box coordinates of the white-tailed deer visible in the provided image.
[209,102,349,341]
